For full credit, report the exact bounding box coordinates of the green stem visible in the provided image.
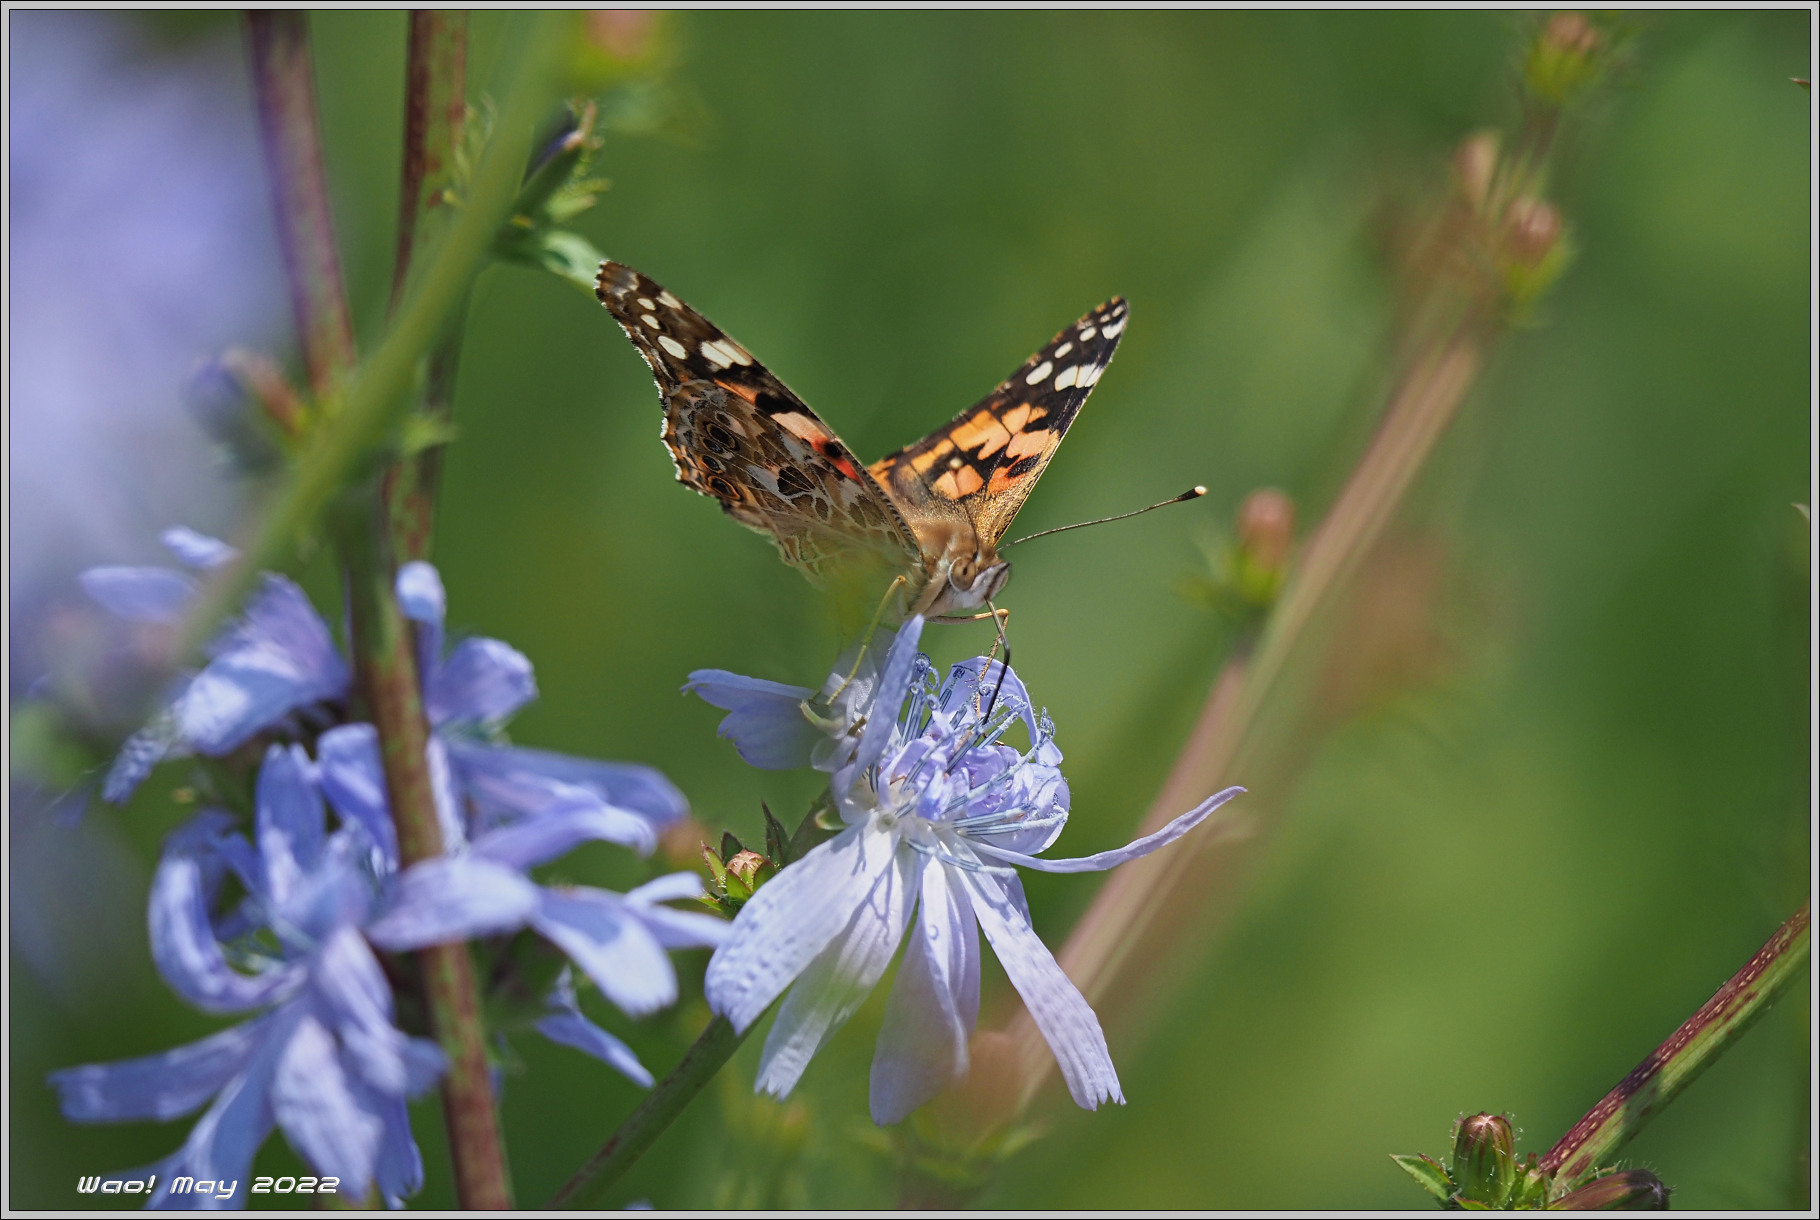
[547,1016,751,1209]
[1541,901,1812,1188]
[173,11,561,671]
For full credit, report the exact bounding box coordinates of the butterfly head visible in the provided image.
[918,546,1010,618]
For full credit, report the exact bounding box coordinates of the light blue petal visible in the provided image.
[447,740,687,829]
[393,561,445,626]
[308,928,418,1099]
[703,820,898,1034]
[631,906,732,953]
[103,715,184,803]
[162,526,239,571]
[532,889,677,1018]
[79,565,197,623]
[848,616,925,777]
[427,736,467,854]
[968,785,1245,874]
[271,1012,380,1189]
[424,637,535,727]
[470,799,655,869]
[364,858,540,950]
[683,670,820,770]
[755,847,919,1100]
[178,576,349,754]
[394,561,445,687]
[143,1003,301,1209]
[534,1010,654,1088]
[255,744,325,906]
[870,860,979,1125]
[626,872,707,905]
[50,1017,268,1122]
[959,868,1122,1111]
[315,724,400,870]
[623,874,729,950]
[368,1088,426,1207]
[149,854,305,1014]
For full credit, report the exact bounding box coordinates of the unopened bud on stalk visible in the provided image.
[1552,1168,1671,1210]
[1450,1112,1518,1205]
[1525,11,1607,105]
[1237,488,1296,574]
[1454,131,1501,212]
[1504,198,1563,267]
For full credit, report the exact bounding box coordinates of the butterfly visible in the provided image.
[595,260,1126,620]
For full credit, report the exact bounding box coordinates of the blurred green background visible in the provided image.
[10,9,1811,1210]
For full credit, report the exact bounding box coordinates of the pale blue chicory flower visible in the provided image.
[50,745,443,1209]
[701,618,1244,1124]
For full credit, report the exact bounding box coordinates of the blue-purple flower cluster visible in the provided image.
[52,533,725,1208]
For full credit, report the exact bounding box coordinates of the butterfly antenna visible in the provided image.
[1003,485,1207,549]
[828,575,907,703]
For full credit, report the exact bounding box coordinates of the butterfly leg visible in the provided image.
[978,601,1013,723]
[826,575,909,705]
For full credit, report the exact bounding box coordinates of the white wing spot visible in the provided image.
[1026,360,1054,385]
[1053,365,1079,390]
[1078,363,1104,387]
[1100,317,1126,338]
[1079,325,1097,341]
[637,297,656,310]
[658,291,681,308]
[701,338,752,368]
[1054,341,1074,358]
[657,334,688,359]
[641,314,661,329]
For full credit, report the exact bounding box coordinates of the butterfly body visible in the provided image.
[595,260,1125,620]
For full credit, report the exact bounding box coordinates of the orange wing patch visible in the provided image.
[868,297,1127,548]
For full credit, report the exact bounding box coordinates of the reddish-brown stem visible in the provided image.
[384,11,470,563]
[247,10,511,1207]
[1542,902,1812,1188]
[245,11,357,399]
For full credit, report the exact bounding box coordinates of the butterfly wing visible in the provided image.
[868,297,1128,548]
[596,261,924,587]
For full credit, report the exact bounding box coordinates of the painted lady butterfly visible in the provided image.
[596,260,1126,619]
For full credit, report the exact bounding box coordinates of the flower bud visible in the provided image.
[726,849,774,890]
[1504,198,1563,268]
[1525,11,1606,105]
[1454,131,1501,212]
[1552,1168,1670,1210]
[1237,488,1296,574]
[1449,1112,1517,1205]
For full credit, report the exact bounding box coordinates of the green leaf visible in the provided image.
[1392,1153,1456,1204]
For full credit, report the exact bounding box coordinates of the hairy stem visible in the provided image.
[385,10,470,563]
[547,1016,751,1209]
[1542,902,1812,1188]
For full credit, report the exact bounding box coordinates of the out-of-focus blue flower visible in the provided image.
[703,618,1244,1124]
[312,562,718,1083]
[50,746,444,1209]
[84,529,348,805]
